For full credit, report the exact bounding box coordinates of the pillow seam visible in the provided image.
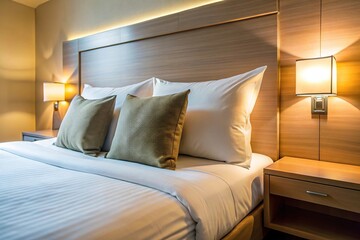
[170,96,186,161]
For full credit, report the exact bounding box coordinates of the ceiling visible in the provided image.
[12,0,49,8]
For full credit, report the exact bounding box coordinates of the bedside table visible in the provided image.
[264,157,360,240]
[22,130,58,142]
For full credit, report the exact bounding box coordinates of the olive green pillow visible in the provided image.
[56,95,116,155]
[107,90,190,170]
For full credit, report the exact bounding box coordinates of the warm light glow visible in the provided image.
[69,0,223,40]
[296,56,337,96]
[43,82,65,102]
[299,66,330,84]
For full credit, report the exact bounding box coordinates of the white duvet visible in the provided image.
[0,139,272,240]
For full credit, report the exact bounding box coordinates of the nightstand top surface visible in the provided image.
[22,130,58,139]
[265,157,360,190]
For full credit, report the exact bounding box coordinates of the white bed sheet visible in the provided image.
[0,139,272,240]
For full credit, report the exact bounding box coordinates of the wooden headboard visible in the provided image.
[63,0,279,160]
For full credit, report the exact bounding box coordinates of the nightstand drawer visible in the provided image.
[22,130,58,142]
[23,136,42,142]
[270,175,360,213]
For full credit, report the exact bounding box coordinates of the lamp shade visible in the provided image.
[43,82,65,102]
[296,56,337,96]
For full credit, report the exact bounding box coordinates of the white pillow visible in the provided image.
[82,79,153,151]
[153,66,266,168]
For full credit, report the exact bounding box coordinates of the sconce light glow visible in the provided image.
[43,82,65,130]
[43,82,65,102]
[296,56,337,96]
[296,56,337,114]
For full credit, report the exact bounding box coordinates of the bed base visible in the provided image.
[222,203,265,240]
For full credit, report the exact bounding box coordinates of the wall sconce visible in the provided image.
[296,56,337,114]
[43,82,65,130]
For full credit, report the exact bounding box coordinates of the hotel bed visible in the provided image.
[0,139,272,240]
[1,1,279,239]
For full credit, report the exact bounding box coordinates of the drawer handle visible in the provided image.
[306,190,328,197]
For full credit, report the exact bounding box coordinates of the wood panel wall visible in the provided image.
[279,0,360,165]
[279,0,321,160]
[320,0,360,165]
[63,0,359,166]
[63,0,280,161]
